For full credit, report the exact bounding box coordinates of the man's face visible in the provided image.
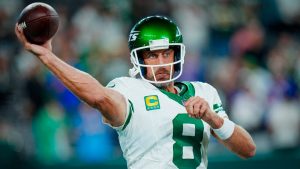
[142,49,175,83]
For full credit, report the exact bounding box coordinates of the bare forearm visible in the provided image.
[212,125,256,159]
[39,52,104,107]
[202,111,256,159]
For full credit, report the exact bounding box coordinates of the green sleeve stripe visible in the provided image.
[122,99,134,130]
[213,103,224,113]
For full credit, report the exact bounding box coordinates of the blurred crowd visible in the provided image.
[0,0,299,165]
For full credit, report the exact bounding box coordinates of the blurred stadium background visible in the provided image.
[0,0,300,168]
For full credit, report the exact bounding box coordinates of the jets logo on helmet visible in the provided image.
[129,31,140,42]
[128,15,186,84]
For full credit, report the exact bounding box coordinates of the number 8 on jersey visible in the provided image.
[172,113,204,168]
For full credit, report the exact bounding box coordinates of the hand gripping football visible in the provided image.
[17,2,59,45]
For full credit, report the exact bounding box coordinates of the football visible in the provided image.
[17,2,59,45]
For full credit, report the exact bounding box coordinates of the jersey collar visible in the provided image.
[158,82,195,106]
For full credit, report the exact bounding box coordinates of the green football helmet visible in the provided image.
[128,15,186,84]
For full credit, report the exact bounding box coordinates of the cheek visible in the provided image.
[146,67,151,74]
[144,59,155,65]
[146,67,153,77]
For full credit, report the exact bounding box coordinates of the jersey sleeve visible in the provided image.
[209,85,228,118]
[103,77,134,131]
[193,82,228,119]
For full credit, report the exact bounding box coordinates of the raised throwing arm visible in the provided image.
[15,24,127,127]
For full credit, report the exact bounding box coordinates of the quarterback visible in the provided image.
[15,16,256,169]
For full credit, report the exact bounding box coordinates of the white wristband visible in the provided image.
[212,118,235,140]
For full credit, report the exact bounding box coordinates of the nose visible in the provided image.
[158,54,166,64]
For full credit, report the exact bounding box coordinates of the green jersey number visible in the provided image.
[172,114,204,168]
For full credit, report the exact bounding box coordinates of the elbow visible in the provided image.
[241,143,256,159]
[93,94,107,109]
[244,148,256,159]
[86,87,107,108]
[80,94,103,108]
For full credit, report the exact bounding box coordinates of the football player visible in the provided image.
[15,15,256,169]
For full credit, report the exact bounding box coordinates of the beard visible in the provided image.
[147,67,173,88]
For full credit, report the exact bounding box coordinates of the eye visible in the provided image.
[163,50,172,58]
[146,53,157,59]
[164,52,170,57]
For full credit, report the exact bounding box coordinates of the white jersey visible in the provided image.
[106,77,227,169]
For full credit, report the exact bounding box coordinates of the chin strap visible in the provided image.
[129,67,139,77]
